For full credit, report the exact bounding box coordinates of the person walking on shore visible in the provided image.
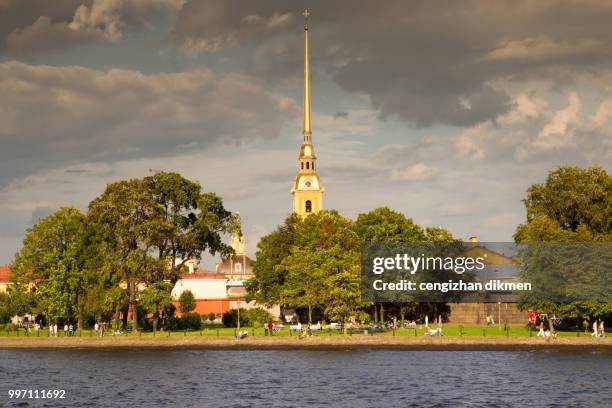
[54,323,58,337]
[592,320,598,337]
[599,320,605,338]
[94,322,99,337]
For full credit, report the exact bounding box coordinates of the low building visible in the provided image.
[0,265,10,293]
[171,232,280,319]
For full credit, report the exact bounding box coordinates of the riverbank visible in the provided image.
[1,335,610,352]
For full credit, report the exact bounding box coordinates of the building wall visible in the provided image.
[292,189,323,217]
[448,302,529,325]
[171,279,227,300]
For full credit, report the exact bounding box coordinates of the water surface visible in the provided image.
[1,349,610,407]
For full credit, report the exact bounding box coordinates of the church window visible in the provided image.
[306,162,310,169]
[301,162,304,170]
[305,200,312,213]
[234,262,242,273]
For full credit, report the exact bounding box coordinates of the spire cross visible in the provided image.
[303,9,310,27]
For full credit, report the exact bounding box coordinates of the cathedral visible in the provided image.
[291,10,324,218]
[170,13,320,319]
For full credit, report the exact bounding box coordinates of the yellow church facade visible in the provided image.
[291,10,324,217]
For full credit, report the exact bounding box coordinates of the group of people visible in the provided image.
[93,322,108,337]
[590,319,606,338]
[46,323,75,337]
[236,330,249,339]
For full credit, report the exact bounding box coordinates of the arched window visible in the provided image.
[301,162,304,170]
[234,262,242,273]
[312,162,315,170]
[305,200,312,213]
[306,162,310,169]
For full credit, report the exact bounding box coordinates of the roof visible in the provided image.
[0,265,10,284]
[216,254,253,275]
[178,268,227,280]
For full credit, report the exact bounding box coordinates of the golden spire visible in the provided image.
[302,9,311,139]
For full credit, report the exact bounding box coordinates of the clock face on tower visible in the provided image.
[298,176,319,190]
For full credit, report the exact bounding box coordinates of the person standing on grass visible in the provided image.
[267,321,273,336]
[599,320,605,338]
[94,322,99,336]
[537,321,545,337]
[592,320,598,337]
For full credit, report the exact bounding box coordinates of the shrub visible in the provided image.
[178,290,196,314]
[222,309,243,328]
[181,313,202,330]
[207,312,216,322]
[244,308,273,327]
[222,308,273,328]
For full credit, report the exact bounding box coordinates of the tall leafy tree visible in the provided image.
[143,172,236,282]
[354,207,426,243]
[514,166,612,325]
[247,214,301,305]
[88,179,162,333]
[278,247,326,324]
[296,211,367,329]
[140,281,174,333]
[12,207,103,328]
[354,208,454,321]
[518,166,611,235]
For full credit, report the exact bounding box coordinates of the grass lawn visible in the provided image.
[0,325,589,338]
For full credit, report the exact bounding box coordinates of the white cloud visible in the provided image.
[535,92,581,149]
[482,37,602,62]
[389,163,439,181]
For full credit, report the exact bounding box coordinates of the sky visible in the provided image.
[1,0,611,267]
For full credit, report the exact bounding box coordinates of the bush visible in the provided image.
[222,308,273,328]
[207,312,216,322]
[181,313,202,330]
[244,308,273,327]
[165,313,202,331]
[178,290,196,314]
[222,309,243,328]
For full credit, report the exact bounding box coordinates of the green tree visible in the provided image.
[143,172,236,282]
[278,247,326,324]
[12,207,104,328]
[296,211,367,331]
[247,214,301,305]
[354,207,426,243]
[515,166,612,326]
[103,286,129,332]
[518,166,611,235]
[88,179,162,333]
[178,289,196,314]
[140,281,174,333]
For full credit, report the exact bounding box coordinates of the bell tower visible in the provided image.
[291,9,324,217]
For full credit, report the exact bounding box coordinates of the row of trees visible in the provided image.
[514,166,612,322]
[7,172,237,332]
[248,165,611,330]
[247,207,456,332]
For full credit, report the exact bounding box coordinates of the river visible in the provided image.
[1,349,610,407]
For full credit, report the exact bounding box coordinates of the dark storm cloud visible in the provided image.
[171,0,612,128]
[0,0,183,57]
[0,62,297,189]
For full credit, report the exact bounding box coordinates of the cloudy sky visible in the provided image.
[1,0,611,266]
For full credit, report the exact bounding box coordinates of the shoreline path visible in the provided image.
[1,336,611,352]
